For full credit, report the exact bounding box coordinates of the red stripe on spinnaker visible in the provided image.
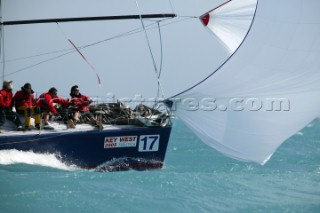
[200,0,232,26]
[200,13,210,26]
[207,0,232,13]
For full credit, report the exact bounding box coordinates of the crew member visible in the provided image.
[14,83,41,130]
[0,80,24,132]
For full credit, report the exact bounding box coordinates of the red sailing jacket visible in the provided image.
[0,89,14,109]
[13,90,35,109]
[70,94,92,112]
[36,92,70,115]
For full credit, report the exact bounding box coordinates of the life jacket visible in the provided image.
[0,89,14,108]
[70,93,91,112]
[13,90,35,109]
[36,92,69,115]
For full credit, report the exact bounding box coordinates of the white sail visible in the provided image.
[200,0,257,53]
[172,0,320,164]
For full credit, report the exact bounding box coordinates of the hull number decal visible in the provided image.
[138,135,160,152]
[104,136,137,148]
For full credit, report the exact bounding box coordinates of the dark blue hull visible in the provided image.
[0,126,172,171]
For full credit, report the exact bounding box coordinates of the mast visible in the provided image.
[0,0,4,81]
[0,14,176,26]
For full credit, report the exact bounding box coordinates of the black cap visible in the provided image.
[22,83,34,94]
[71,85,79,92]
[23,83,32,89]
[48,87,57,94]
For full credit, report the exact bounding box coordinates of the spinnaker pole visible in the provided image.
[0,14,176,26]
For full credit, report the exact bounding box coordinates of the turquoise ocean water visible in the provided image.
[0,119,319,213]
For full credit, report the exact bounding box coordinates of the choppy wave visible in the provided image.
[95,157,163,172]
[0,149,79,171]
[0,150,163,172]
[0,120,319,213]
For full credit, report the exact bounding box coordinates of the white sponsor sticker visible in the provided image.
[104,136,137,149]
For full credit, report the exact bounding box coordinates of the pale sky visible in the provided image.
[1,0,228,102]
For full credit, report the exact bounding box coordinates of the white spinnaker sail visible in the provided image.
[200,0,256,54]
[172,0,320,164]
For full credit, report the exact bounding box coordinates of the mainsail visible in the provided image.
[170,0,320,164]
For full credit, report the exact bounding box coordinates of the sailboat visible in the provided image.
[0,2,175,171]
[0,0,319,170]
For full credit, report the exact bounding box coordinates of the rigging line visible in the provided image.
[5,17,189,76]
[61,17,177,51]
[1,16,184,65]
[0,27,142,63]
[4,25,148,76]
[157,21,163,79]
[86,17,193,49]
[135,0,165,98]
[0,48,72,63]
[202,0,232,15]
[82,22,155,49]
[156,21,164,98]
[4,50,73,77]
[1,21,157,64]
[56,22,101,86]
[176,15,198,18]
[168,0,175,14]
[153,17,196,98]
[135,0,159,75]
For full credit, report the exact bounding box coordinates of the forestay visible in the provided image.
[171,0,320,164]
